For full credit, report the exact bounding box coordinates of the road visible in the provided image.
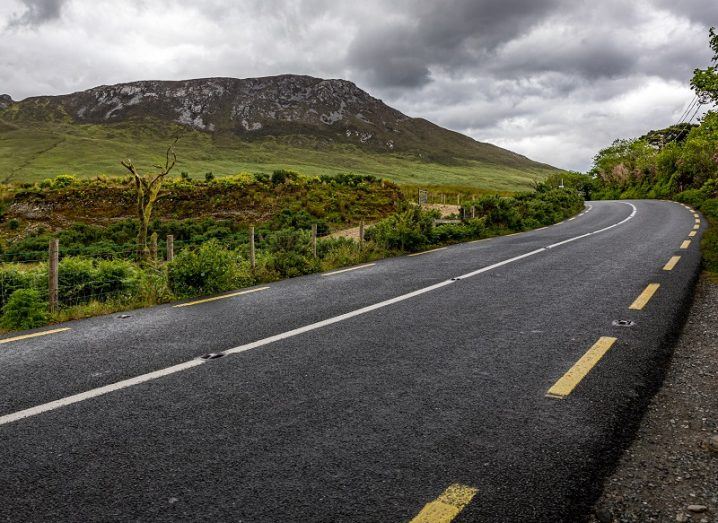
[0,200,705,522]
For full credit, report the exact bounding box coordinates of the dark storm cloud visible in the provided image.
[7,0,65,27]
[347,0,566,87]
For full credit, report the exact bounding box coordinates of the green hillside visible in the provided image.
[0,119,556,190]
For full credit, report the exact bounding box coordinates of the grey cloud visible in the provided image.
[7,0,66,27]
[346,0,565,88]
[1,0,717,171]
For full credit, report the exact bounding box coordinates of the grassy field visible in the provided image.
[0,120,557,191]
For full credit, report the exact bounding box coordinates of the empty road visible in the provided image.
[0,200,705,522]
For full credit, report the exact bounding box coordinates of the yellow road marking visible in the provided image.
[680,240,691,249]
[408,247,447,257]
[629,283,660,310]
[663,256,681,271]
[0,327,71,345]
[173,287,269,308]
[693,214,700,218]
[546,337,617,399]
[322,263,375,276]
[693,224,700,230]
[689,231,697,237]
[410,484,478,523]
[695,219,701,224]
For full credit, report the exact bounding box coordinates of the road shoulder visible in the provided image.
[591,275,718,523]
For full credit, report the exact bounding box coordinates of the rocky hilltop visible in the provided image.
[0,94,13,110]
[1,75,550,167]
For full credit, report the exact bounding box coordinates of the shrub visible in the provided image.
[271,169,299,184]
[674,188,707,207]
[58,256,95,305]
[204,172,215,182]
[0,264,46,309]
[366,208,437,251]
[167,239,251,298]
[264,229,319,277]
[271,209,329,234]
[1,288,47,330]
[7,218,19,230]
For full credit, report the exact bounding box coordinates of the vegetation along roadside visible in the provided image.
[0,170,582,332]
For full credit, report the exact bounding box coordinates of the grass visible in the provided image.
[0,120,557,191]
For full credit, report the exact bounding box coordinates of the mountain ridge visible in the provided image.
[0,75,559,188]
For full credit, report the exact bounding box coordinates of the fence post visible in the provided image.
[456,193,460,205]
[359,219,365,248]
[48,238,59,314]
[249,226,256,271]
[149,232,158,261]
[166,235,174,262]
[471,206,476,219]
[311,224,318,258]
[442,193,446,204]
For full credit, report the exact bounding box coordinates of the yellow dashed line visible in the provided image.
[546,337,617,399]
[0,327,71,345]
[680,240,691,249]
[408,247,447,257]
[629,283,660,310]
[663,256,681,271]
[410,484,478,523]
[693,224,700,230]
[689,231,697,237]
[173,287,269,308]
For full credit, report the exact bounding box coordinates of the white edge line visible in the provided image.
[0,360,205,425]
[322,263,375,276]
[0,202,638,427]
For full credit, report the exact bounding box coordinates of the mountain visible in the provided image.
[0,75,559,189]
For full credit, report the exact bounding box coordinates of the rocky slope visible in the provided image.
[0,75,552,168]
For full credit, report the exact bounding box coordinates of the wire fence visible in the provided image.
[0,223,367,314]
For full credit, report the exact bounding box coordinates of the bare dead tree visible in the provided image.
[120,138,178,259]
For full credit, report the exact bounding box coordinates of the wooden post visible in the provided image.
[149,232,158,261]
[456,193,460,205]
[471,206,476,219]
[442,194,446,204]
[311,224,318,258]
[166,235,174,262]
[48,238,59,313]
[359,219,365,248]
[249,226,256,270]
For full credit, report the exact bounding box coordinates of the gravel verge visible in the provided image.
[591,275,718,523]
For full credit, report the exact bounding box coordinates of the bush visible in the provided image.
[366,208,437,251]
[0,264,46,309]
[167,239,252,298]
[264,229,319,277]
[271,169,300,184]
[1,288,47,330]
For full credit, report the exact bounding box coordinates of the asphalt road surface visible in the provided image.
[0,200,705,522]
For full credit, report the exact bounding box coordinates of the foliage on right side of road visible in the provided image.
[579,27,718,274]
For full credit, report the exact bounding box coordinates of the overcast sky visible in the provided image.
[1,0,716,170]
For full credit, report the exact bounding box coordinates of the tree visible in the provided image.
[691,27,718,105]
[120,139,178,259]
